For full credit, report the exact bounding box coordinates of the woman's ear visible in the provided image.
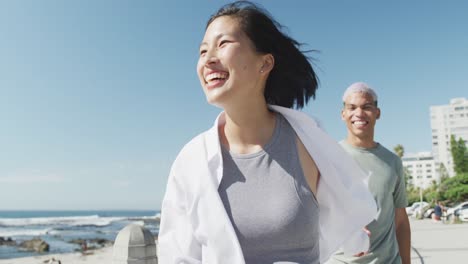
[260,54,274,74]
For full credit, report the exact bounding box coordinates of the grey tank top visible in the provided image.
[219,113,320,264]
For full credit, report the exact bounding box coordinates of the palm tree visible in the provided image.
[394,144,405,158]
[394,144,410,188]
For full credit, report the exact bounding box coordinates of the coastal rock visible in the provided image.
[70,238,113,251]
[70,238,113,246]
[69,238,86,245]
[0,237,16,246]
[90,238,113,246]
[19,238,50,252]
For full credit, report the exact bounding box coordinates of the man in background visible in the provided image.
[327,82,411,264]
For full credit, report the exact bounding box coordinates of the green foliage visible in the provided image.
[394,144,410,188]
[450,135,468,174]
[406,183,439,206]
[406,186,422,205]
[423,181,439,204]
[444,185,468,202]
[437,163,449,182]
[393,144,404,158]
[406,185,424,205]
[407,173,468,206]
[438,173,468,203]
[403,134,468,205]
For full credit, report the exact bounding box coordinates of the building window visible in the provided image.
[452,127,468,132]
[433,142,438,145]
[427,175,432,178]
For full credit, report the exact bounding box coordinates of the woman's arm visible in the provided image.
[158,167,202,264]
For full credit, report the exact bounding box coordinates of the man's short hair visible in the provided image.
[342,82,378,106]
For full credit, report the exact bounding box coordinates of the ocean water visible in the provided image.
[0,210,160,259]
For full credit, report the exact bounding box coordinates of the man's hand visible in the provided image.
[353,227,371,257]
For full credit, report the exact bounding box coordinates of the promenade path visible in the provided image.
[410,218,468,263]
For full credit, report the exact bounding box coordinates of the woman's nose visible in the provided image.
[206,56,219,65]
[204,49,219,65]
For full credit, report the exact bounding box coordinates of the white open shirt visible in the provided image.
[159,105,377,264]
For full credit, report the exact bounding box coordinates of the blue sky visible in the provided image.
[1,0,467,210]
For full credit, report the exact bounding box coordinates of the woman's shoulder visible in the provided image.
[175,129,213,161]
[270,105,321,129]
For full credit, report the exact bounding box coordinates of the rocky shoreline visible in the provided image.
[1,237,49,253]
[0,236,113,254]
[0,244,114,264]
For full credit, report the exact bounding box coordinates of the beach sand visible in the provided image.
[0,246,113,264]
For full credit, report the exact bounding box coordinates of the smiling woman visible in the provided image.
[197,15,265,108]
[158,1,377,263]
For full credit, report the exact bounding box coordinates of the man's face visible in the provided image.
[341,92,380,141]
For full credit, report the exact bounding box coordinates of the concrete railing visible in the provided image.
[112,224,158,264]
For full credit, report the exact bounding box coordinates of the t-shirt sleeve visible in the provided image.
[393,158,408,208]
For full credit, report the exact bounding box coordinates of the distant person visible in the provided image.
[158,2,377,263]
[327,82,411,264]
[81,240,87,253]
[433,201,444,221]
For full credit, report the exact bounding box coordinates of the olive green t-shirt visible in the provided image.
[326,141,408,264]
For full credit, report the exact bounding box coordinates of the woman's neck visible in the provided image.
[220,103,276,154]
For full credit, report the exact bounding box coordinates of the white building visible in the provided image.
[430,97,468,176]
[402,152,439,189]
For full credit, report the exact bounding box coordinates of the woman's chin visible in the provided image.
[205,91,229,108]
[205,95,224,109]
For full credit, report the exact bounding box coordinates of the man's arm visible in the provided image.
[395,208,411,264]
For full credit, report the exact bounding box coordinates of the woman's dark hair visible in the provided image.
[206,1,318,109]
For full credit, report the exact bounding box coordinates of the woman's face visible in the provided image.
[197,16,266,108]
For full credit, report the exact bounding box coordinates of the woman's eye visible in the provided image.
[199,49,207,56]
[219,40,230,47]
